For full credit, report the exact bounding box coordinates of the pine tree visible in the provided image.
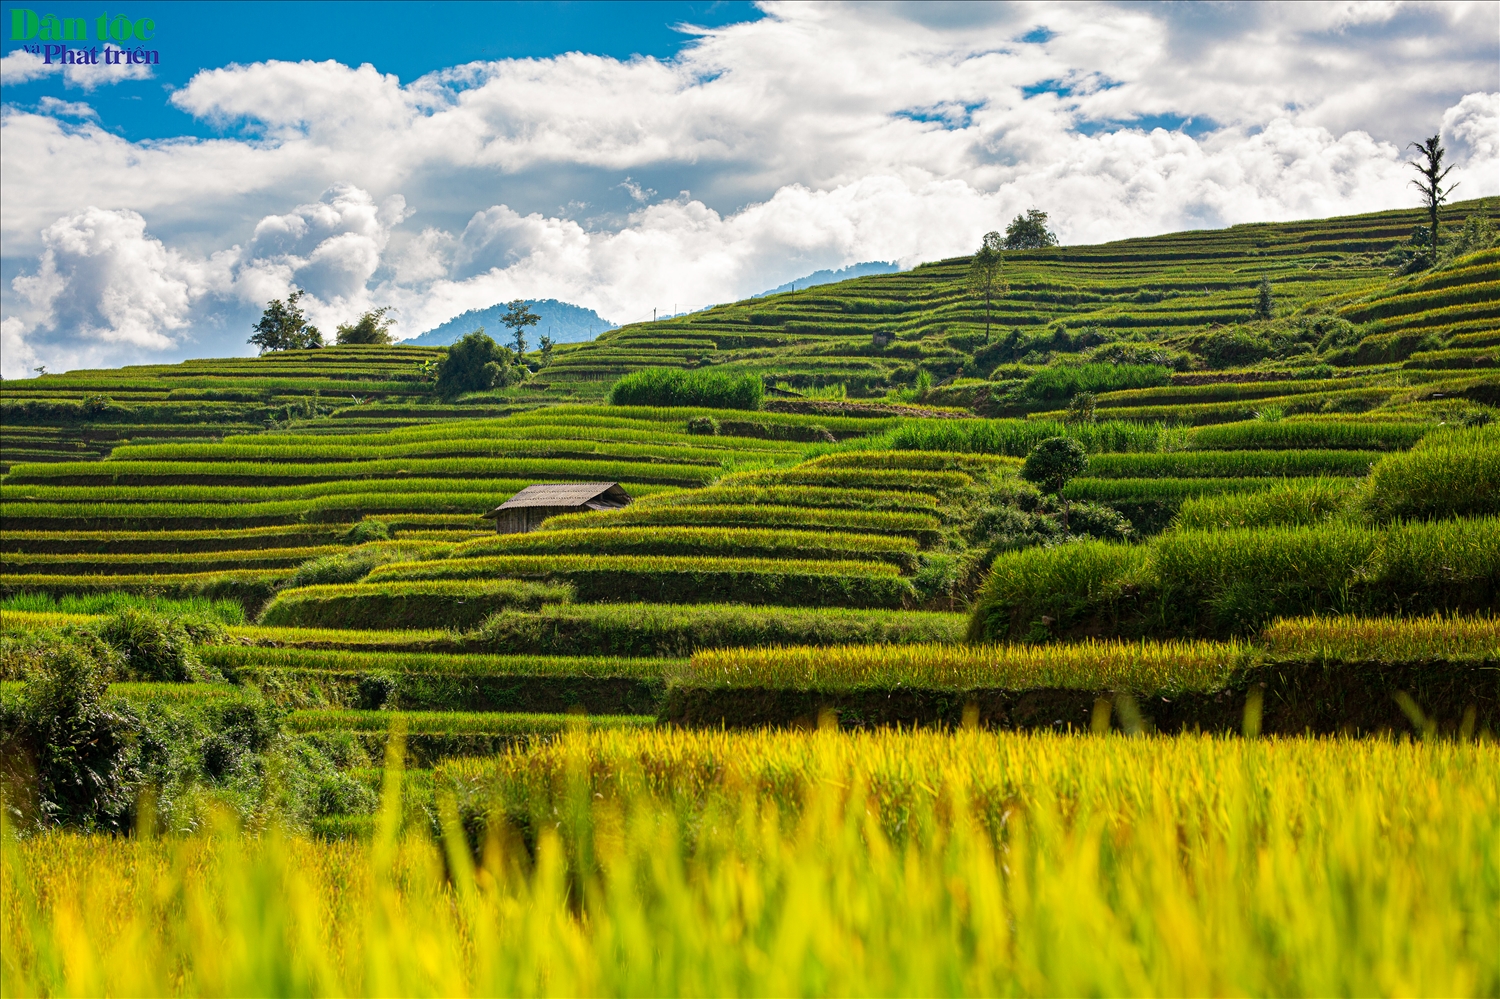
[1256,278,1273,320]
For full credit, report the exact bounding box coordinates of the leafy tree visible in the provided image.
[538,334,556,366]
[1064,391,1097,425]
[501,299,541,356]
[967,231,1007,340]
[248,289,323,353]
[1255,277,1273,320]
[433,329,522,399]
[1021,436,1088,529]
[335,306,396,345]
[1003,209,1059,250]
[1408,135,1456,263]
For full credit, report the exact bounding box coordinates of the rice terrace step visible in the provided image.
[2,16,1498,987]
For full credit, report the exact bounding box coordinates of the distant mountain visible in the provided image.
[402,299,617,347]
[755,261,901,297]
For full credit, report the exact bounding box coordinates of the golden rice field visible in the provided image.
[5,728,1498,997]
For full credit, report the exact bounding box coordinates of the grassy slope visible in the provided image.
[2,199,1496,760]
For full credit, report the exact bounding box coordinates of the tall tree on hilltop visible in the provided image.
[249,289,323,353]
[335,306,396,345]
[1003,209,1059,250]
[967,231,1007,341]
[501,300,541,357]
[1408,135,1457,262]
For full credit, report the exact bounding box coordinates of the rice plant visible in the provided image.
[1364,423,1500,520]
[684,638,1250,691]
[1174,478,1357,529]
[7,730,1495,996]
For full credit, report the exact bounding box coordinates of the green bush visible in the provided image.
[1198,329,1271,368]
[344,520,390,544]
[1363,424,1500,520]
[282,543,442,589]
[96,608,200,682]
[1328,330,1437,365]
[434,331,524,399]
[608,368,764,410]
[0,641,135,831]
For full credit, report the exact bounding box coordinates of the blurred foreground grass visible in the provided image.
[4,728,1498,997]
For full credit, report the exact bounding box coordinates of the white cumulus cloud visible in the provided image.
[1,0,1496,373]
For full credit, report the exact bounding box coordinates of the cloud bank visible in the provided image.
[2,1,1496,376]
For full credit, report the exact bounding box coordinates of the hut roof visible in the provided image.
[483,482,630,518]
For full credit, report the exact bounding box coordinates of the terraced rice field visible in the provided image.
[2,200,1497,996]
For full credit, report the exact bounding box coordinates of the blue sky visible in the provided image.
[1,1,1496,376]
[2,1,764,139]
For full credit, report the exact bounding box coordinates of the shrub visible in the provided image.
[434,331,523,399]
[344,520,390,544]
[687,416,721,435]
[0,641,135,831]
[1083,342,1192,370]
[282,543,439,589]
[608,367,764,410]
[1363,424,1500,520]
[96,608,198,682]
[1198,329,1270,368]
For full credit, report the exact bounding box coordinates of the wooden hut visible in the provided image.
[482,482,631,534]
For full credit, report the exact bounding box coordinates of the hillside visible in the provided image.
[1,197,1496,850]
[533,197,1499,408]
[4,198,1495,474]
[403,297,617,347]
